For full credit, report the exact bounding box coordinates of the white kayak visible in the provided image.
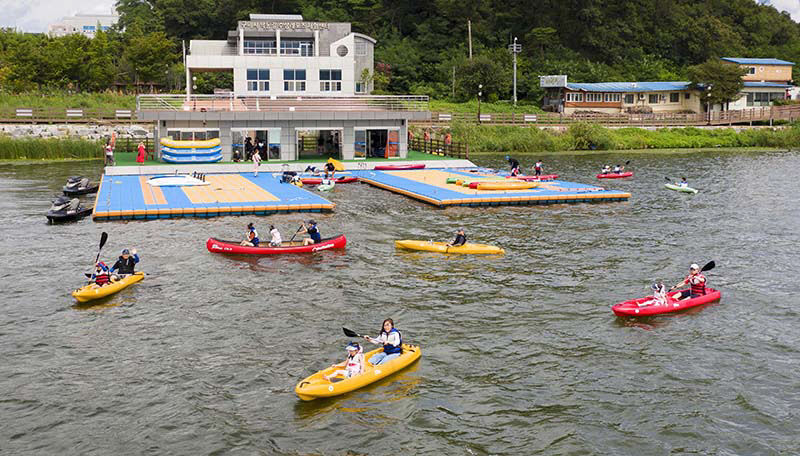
[665,183,698,194]
[147,175,210,187]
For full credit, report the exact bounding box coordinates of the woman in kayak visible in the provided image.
[240,223,259,247]
[669,263,707,299]
[110,249,139,276]
[300,220,322,245]
[324,342,365,381]
[448,229,466,247]
[269,225,282,247]
[364,318,403,365]
[506,156,521,176]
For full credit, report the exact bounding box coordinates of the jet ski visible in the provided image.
[63,176,99,196]
[46,196,93,223]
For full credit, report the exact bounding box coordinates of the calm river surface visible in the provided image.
[1,149,799,455]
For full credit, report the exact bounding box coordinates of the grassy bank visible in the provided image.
[0,137,103,160]
[0,92,136,111]
[448,123,800,153]
[429,99,544,113]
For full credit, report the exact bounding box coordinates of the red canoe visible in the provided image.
[206,235,347,255]
[597,172,633,179]
[611,288,721,317]
[301,177,359,185]
[508,174,559,181]
[373,164,426,171]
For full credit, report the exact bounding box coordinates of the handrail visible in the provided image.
[136,94,430,112]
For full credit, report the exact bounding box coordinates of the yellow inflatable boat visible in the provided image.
[159,137,221,149]
[295,344,421,401]
[476,181,538,190]
[72,272,144,303]
[395,240,505,254]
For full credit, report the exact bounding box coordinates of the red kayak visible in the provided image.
[508,174,558,181]
[301,177,359,185]
[597,172,633,179]
[373,164,426,171]
[206,235,347,255]
[611,288,721,317]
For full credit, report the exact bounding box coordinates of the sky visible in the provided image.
[0,0,799,33]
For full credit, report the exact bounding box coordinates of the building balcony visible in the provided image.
[137,94,429,113]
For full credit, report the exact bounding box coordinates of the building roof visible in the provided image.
[249,14,303,21]
[566,82,690,93]
[743,81,793,88]
[721,57,794,66]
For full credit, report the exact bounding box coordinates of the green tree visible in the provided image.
[688,59,748,110]
[120,27,176,90]
[85,26,116,91]
[525,27,557,58]
[454,50,511,102]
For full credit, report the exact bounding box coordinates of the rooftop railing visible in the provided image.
[137,94,430,112]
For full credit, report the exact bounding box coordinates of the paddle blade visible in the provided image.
[342,327,360,338]
[664,176,672,181]
[625,160,630,165]
[701,261,715,272]
[99,232,108,250]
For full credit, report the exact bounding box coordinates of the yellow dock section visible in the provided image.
[182,175,279,203]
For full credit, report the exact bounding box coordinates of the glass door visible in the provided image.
[354,129,366,159]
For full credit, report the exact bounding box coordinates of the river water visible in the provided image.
[1,149,799,455]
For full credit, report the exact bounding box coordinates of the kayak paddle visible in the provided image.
[701,260,715,272]
[95,231,108,264]
[343,327,363,338]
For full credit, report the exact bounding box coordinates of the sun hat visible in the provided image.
[690,263,700,270]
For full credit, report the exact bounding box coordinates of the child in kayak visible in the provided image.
[240,223,259,247]
[91,261,113,287]
[669,263,707,299]
[448,229,467,247]
[364,318,403,365]
[639,281,667,307]
[269,225,282,247]
[324,342,365,381]
[110,249,139,276]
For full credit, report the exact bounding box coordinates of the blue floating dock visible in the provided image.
[353,168,631,206]
[92,173,334,221]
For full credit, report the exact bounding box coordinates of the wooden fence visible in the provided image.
[114,137,155,153]
[410,137,468,159]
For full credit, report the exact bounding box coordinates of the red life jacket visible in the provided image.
[95,273,110,286]
[688,273,706,296]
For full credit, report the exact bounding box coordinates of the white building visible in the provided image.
[48,13,118,38]
[186,14,375,97]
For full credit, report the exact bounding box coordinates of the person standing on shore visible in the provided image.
[104,142,114,166]
[252,148,261,177]
[136,141,146,164]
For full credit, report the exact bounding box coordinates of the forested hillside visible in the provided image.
[1,0,799,103]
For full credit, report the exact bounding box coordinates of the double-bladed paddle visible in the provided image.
[84,232,108,279]
[343,327,363,338]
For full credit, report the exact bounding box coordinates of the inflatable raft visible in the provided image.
[597,172,633,179]
[611,288,721,317]
[476,181,538,190]
[373,164,426,171]
[206,235,346,255]
[160,137,223,163]
[665,183,698,194]
[511,174,559,181]
[395,240,504,254]
[295,344,421,401]
[72,272,145,303]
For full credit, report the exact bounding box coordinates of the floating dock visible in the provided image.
[92,173,334,221]
[353,168,631,207]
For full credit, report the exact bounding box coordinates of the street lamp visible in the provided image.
[477,84,483,124]
[706,84,713,124]
[508,37,522,106]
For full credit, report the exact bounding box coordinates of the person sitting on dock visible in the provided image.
[669,264,707,300]
[533,160,544,176]
[601,165,611,174]
[91,262,113,287]
[364,319,403,365]
[324,161,336,179]
[506,156,521,176]
[110,249,139,276]
[301,220,322,245]
[324,342,365,381]
[240,223,260,247]
[678,177,689,188]
[269,225,282,247]
[448,229,467,247]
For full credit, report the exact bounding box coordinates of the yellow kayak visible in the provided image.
[295,344,421,401]
[395,240,505,254]
[327,157,345,171]
[72,272,144,303]
[476,181,538,190]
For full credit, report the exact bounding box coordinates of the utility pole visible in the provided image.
[452,66,456,98]
[508,37,522,106]
[468,20,473,60]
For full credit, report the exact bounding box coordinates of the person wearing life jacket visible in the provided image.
[324,342,365,381]
[269,225,282,247]
[601,165,611,174]
[301,220,321,246]
[533,160,544,176]
[240,223,259,247]
[364,318,403,365]
[110,249,139,276]
[669,263,707,299]
[678,177,689,188]
[448,228,466,247]
[506,155,521,176]
[91,261,112,287]
[612,164,622,174]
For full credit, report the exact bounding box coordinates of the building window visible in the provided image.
[685,93,691,100]
[280,40,313,56]
[319,69,342,92]
[604,93,621,102]
[355,82,366,94]
[355,40,367,56]
[624,94,634,104]
[244,40,276,55]
[83,25,96,32]
[283,69,306,91]
[669,92,680,103]
[648,94,660,104]
[337,45,349,57]
[586,93,603,102]
[565,92,583,102]
[747,67,756,75]
[247,69,270,92]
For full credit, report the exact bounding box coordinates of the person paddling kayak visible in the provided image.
[364,318,403,365]
[323,342,365,381]
[612,164,623,174]
[240,223,259,247]
[677,177,689,188]
[601,165,611,174]
[300,220,322,246]
[669,263,707,299]
[110,249,139,276]
[448,228,467,247]
[506,155,521,176]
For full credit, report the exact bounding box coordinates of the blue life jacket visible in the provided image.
[308,225,321,243]
[383,328,402,355]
